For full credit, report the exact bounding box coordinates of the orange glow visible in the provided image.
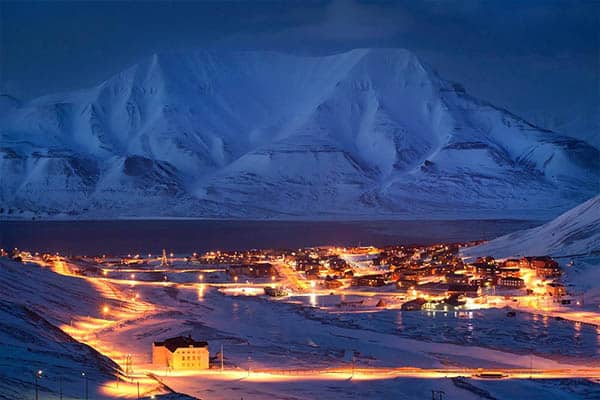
[100,376,160,398]
[24,249,600,399]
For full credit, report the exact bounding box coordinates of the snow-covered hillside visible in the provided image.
[463,195,600,259]
[0,299,117,399]
[0,257,199,399]
[0,259,119,399]
[1,49,598,219]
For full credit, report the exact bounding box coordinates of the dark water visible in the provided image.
[0,219,540,255]
[315,307,600,362]
[284,295,600,362]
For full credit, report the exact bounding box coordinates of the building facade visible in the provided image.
[152,336,209,370]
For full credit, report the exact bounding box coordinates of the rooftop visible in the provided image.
[154,336,208,352]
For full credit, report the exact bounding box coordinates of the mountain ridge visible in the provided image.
[1,48,598,219]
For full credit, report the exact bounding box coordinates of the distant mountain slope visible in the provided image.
[0,49,598,219]
[463,195,600,259]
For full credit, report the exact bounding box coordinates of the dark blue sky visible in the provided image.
[1,1,598,139]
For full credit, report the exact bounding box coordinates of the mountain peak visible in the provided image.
[0,49,596,219]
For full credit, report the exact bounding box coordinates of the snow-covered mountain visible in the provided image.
[463,195,600,259]
[1,49,598,219]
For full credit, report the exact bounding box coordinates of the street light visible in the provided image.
[34,369,43,400]
[81,372,88,400]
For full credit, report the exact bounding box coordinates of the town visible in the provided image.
[2,243,580,320]
[0,239,597,399]
[76,243,577,311]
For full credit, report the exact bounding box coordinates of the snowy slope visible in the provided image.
[0,259,120,399]
[1,49,598,219]
[463,195,600,259]
[0,300,118,399]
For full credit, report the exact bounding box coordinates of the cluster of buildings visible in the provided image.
[0,248,35,263]
[190,249,277,264]
[227,263,275,279]
[290,249,352,286]
[280,243,569,310]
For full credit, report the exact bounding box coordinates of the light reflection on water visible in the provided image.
[211,286,595,362]
[197,284,205,300]
[395,311,403,330]
[309,293,317,307]
[301,303,599,360]
[413,309,598,359]
[232,302,239,321]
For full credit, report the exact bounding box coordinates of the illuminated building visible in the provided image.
[152,335,209,370]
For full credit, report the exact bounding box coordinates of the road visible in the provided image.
[250,366,600,380]
[273,261,311,292]
[151,365,600,382]
[37,255,600,399]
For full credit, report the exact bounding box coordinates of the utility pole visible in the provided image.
[82,372,88,400]
[161,249,169,267]
[530,353,533,379]
[137,381,140,400]
[34,370,42,400]
[59,376,63,400]
[221,344,224,372]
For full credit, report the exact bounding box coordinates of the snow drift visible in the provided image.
[1,49,598,219]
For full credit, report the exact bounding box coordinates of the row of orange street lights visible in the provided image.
[49,259,161,399]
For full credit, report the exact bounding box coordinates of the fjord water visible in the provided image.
[0,219,540,255]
